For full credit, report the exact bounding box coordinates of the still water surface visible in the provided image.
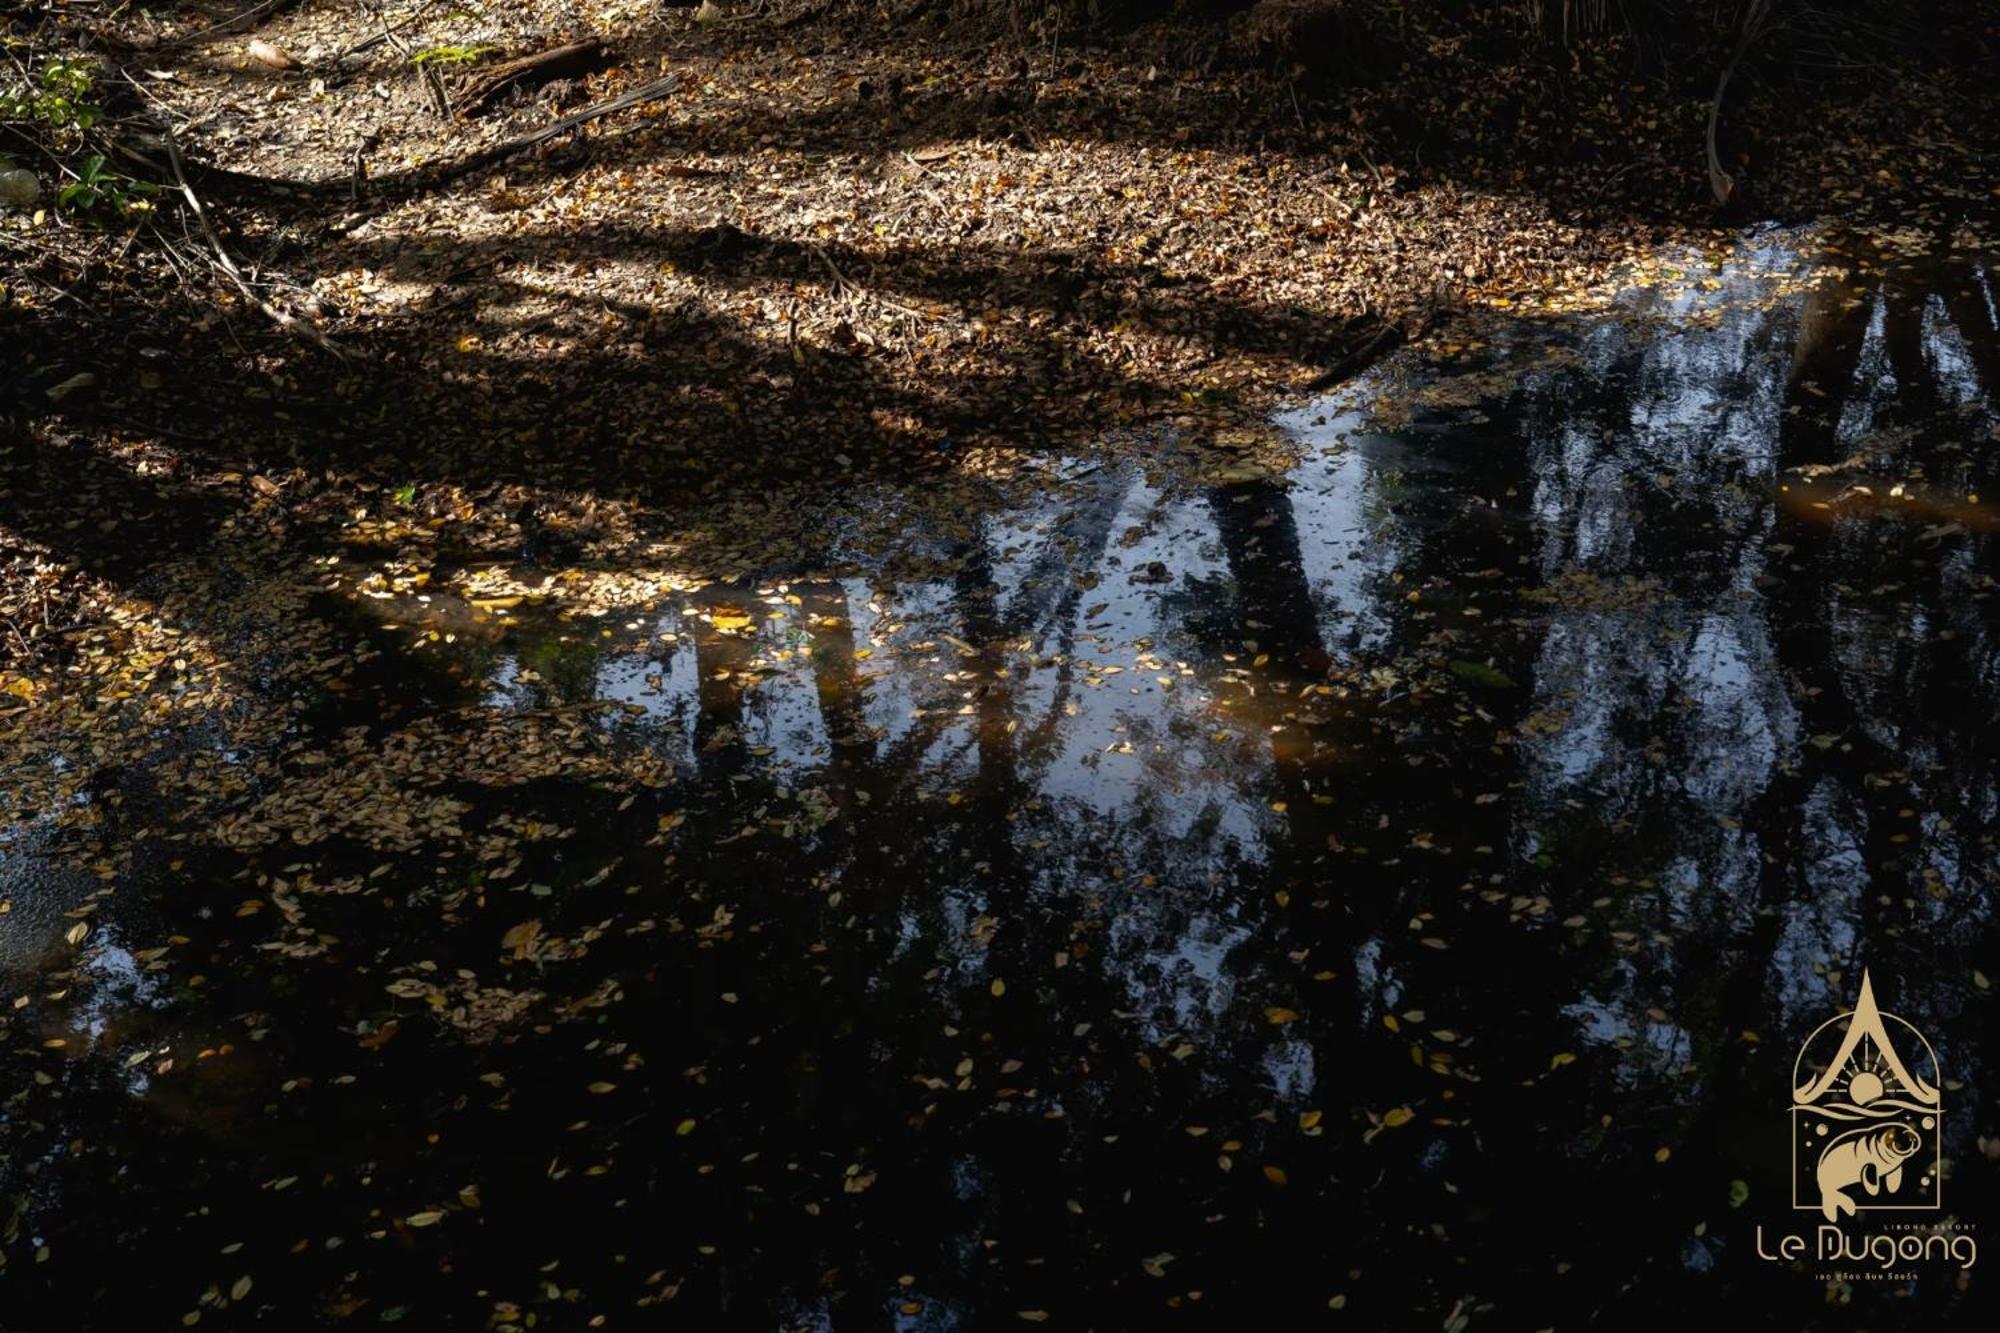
[4,226,1998,1328]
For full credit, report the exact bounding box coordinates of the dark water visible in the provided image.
[5,227,2000,1329]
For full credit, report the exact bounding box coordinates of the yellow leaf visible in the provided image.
[1381,1106,1415,1128]
[500,919,543,956]
[1549,1052,1576,1071]
[406,1211,444,1227]
[1299,1109,1322,1130]
[1264,1006,1300,1025]
[587,1081,617,1094]
[1655,1146,1672,1163]
[1261,1164,1288,1186]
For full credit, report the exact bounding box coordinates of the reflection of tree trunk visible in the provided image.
[804,582,870,749]
[1203,479,1349,885]
[1941,261,2000,407]
[1780,265,1874,469]
[1207,480,1330,678]
[1881,270,1934,423]
[1006,471,1130,773]
[691,595,757,780]
[954,533,1024,871]
[999,467,1130,641]
[803,580,877,825]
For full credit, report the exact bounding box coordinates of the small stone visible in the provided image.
[0,169,40,208]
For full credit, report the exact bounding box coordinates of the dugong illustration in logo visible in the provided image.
[1815,1124,1921,1221]
[1791,970,1942,1220]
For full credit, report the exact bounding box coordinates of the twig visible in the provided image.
[158,123,347,360]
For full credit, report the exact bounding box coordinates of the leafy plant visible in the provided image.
[56,153,157,215]
[1,57,157,216]
[0,58,103,141]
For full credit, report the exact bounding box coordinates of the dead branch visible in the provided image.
[157,122,346,361]
[457,40,616,117]
[1706,0,1774,208]
[410,71,680,189]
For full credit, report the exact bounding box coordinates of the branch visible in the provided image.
[409,71,679,189]
[1706,0,1774,208]
[456,40,615,118]
[158,122,347,360]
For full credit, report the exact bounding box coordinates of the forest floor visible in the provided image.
[0,0,1994,793]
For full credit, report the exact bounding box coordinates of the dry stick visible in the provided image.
[1705,0,1773,208]
[160,127,346,360]
[1299,318,1405,394]
[409,71,681,189]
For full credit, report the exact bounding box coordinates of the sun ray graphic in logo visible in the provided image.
[1792,969,1942,1222]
